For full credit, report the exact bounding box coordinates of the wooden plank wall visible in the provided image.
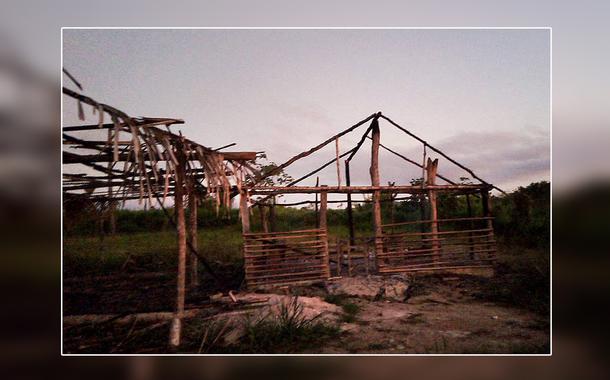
[377,217,497,273]
[243,228,331,287]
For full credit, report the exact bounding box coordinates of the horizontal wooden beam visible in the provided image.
[63,150,256,164]
[248,184,492,195]
[62,118,184,132]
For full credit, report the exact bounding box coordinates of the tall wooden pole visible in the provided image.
[345,160,355,245]
[314,177,320,228]
[481,190,494,258]
[319,186,331,278]
[169,148,187,348]
[240,189,250,234]
[426,158,440,264]
[370,118,383,266]
[107,128,116,235]
[319,186,328,231]
[335,138,342,187]
[466,193,474,259]
[188,191,199,288]
[269,196,276,232]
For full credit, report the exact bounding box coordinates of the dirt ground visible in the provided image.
[62,268,549,354]
[314,275,549,354]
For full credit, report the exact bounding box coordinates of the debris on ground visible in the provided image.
[325,275,410,301]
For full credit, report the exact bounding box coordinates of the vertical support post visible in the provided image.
[107,128,116,236]
[314,177,320,228]
[345,160,355,245]
[481,190,494,259]
[370,118,383,268]
[188,191,199,288]
[319,186,330,278]
[169,148,187,348]
[388,182,396,232]
[335,137,342,187]
[426,158,440,264]
[239,189,250,234]
[239,188,252,286]
[269,196,276,233]
[466,193,475,259]
[319,186,328,230]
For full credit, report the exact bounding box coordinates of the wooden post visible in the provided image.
[388,182,396,232]
[314,177,320,228]
[466,193,474,260]
[269,196,276,232]
[335,138,342,187]
[345,160,355,245]
[319,186,328,231]
[169,149,187,348]
[319,186,331,278]
[107,131,116,235]
[426,158,440,264]
[481,190,494,258]
[188,191,199,288]
[370,118,383,267]
[239,189,250,234]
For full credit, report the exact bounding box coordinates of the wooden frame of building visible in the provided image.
[240,112,503,287]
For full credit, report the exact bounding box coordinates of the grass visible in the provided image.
[324,294,361,323]
[63,223,353,278]
[63,225,244,277]
[231,296,340,354]
[475,244,550,316]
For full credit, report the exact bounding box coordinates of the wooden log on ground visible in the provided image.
[63,309,204,326]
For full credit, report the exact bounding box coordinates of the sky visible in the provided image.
[62,28,550,205]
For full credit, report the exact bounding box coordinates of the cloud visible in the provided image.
[423,127,550,190]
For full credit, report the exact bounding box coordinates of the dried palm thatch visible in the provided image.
[62,87,258,209]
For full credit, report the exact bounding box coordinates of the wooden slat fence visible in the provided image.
[243,228,331,287]
[377,216,496,273]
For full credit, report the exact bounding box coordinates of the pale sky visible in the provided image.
[62,28,550,203]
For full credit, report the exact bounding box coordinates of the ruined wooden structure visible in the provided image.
[62,76,257,347]
[63,69,502,346]
[241,112,502,287]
